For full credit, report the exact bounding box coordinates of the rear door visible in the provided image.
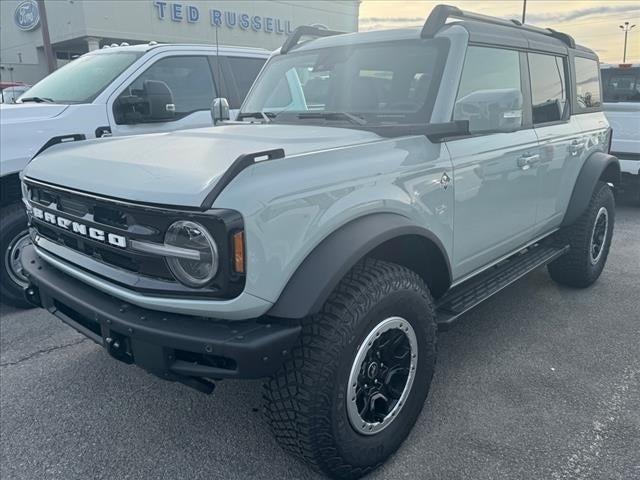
[527,52,583,229]
[446,46,541,279]
[217,55,267,118]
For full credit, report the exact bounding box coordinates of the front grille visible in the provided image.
[28,183,175,280]
[23,179,246,298]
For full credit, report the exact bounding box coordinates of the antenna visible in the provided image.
[215,24,224,120]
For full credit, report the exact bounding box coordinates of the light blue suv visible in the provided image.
[20,5,619,478]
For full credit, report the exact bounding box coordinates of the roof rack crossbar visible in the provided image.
[281,26,345,54]
[421,4,575,48]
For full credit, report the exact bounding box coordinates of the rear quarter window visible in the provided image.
[574,57,602,112]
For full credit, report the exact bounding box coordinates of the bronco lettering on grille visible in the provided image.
[32,206,127,248]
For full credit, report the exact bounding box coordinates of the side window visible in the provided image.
[574,57,602,110]
[453,46,523,133]
[119,56,216,121]
[529,53,568,124]
[225,57,266,108]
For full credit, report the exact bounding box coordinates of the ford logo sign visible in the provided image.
[14,0,40,31]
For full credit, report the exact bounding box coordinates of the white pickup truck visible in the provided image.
[0,42,269,307]
[601,63,640,203]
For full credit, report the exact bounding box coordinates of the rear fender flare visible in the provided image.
[562,152,620,227]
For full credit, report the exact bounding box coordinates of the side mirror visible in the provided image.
[454,88,523,134]
[114,80,175,125]
[211,97,230,125]
[143,80,175,121]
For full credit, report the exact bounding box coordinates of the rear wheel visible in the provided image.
[264,259,437,479]
[548,181,615,288]
[0,203,33,308]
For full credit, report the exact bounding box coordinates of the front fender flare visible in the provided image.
[267,213,451,319]
[562,151,620,227]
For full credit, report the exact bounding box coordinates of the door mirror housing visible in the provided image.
[114,80,175,125]
[211,97,230,125]
[143,80,175,121]
[454,88,523,134]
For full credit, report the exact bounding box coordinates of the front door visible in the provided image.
[107,54,217,137]
[446,46,540,279]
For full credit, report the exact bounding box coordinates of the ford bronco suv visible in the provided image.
[19,6,619,479]
[1,42,268,308]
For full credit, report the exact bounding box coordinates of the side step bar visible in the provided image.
[436,243,569,331]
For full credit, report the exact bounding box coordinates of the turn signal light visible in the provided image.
[233,231,245,274]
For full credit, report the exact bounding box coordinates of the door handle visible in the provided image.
[517,154,540,170]
[569,140,586,155]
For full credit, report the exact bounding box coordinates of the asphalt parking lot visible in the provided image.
[1,201,638,480]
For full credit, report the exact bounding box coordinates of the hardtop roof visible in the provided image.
[287,6,596,59]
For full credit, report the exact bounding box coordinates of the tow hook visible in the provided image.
[104,334,134,364]
[177,376,216,395]
[24,285,41,307]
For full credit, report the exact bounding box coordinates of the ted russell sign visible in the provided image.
[153,1,294,35]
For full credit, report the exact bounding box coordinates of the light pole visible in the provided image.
[522,0,527,24]
[619,21,636,63]
[36,0,56,73]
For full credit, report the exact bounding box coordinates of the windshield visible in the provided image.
[602,67,640,103]
[19,51,143,104]
[240,39,447,127]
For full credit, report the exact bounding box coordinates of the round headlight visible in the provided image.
[165,221,218,288]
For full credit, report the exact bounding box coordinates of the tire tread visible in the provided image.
[263,259,436,478]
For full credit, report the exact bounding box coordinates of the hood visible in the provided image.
[24,124,382,207]
[0,103,70,123]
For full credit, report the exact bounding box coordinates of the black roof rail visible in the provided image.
[421,4,575,48]
[281,26,345,54]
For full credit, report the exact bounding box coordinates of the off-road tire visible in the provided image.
[548,181,615,288]
[0,203,33,308]
[264,259,437,479]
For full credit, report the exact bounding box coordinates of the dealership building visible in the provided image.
[0,0,360,85]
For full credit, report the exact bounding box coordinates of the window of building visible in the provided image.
[453,46,523,133]
[574,57,602,110]
[124,56,216,118]
[529,53,568,124]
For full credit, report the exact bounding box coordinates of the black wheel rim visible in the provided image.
[347,317,417,435]
[589,207,608,265]
[4,230,31,287]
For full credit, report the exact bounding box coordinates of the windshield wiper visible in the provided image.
[297,112,367,125]
[237,111,275,123]
[19,96,55,104]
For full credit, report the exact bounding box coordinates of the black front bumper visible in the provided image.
[22,245,301,389]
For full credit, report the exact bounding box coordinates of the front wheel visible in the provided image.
[264,259,437,479]
[548,181,615,288]
[1,203,33,308]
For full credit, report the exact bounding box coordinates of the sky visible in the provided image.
[359,1,640,63]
